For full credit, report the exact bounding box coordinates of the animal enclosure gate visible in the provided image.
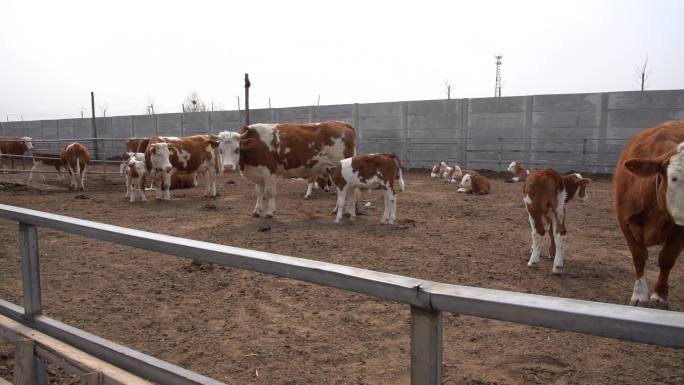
[0,204,684,385]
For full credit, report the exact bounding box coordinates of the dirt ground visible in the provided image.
[0,167,683,385]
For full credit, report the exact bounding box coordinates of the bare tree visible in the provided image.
[146,96,156,115]
[99,103,108,117]
[444,80,453,100]
[183,91,207,112]
[635,55,650,91]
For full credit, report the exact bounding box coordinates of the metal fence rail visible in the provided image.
[0,204,683,384]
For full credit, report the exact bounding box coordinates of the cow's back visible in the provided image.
[614,121,684,245]
[61,143,89,169]
[524,169,563,212]
[276,121,356,174]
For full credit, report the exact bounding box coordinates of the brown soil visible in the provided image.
[0,169,682,384]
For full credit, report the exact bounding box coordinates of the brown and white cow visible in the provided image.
[523,169,590,274]
[126,138,150,153]
[457,173,490,194]
[145,135,221,200]
[29,153,64,183]
[507,161,530,182]
[615,120,684,309]
[331,153,405,224]
[0,136,33,170]
[218,121,356,217]
[126,158,147,202]
[430,162,442,178]
[121,152,145,196]
[451,165,479,183]
[61,143,90,191]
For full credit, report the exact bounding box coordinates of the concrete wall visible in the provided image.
[2,89,684,172]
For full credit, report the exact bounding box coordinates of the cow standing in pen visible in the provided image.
[218,121,356,218]
[614,120,684,309]
[61,143,90,191]
[0,136,33,171]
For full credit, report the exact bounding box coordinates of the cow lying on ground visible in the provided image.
[29,153,64,183]
[61,143,90,191]
[430,162,442,178]
[451,165,479,182]
[218,121,356,217]
[457,173,490,194]
[615,120,684,309]
[145,135,221,200]
[126,158,147,202]
[523,169,590,274]
[332,153,405,224]
[0,136,33,170]
[507,161,530,182]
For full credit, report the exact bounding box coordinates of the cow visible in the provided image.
[28,153,64,183]
[126,138,150,153]
[145,135,221,200]
[126,158,147,202]
[457,173,490,194]
[439,162,455,182]
[0,136,33,170]
[523,169,590,274]
[430,162,442,178]
[507,161,530,182]
[218,121,356,218]
[331,153,405,224]
[121,152,145,196]
[170,172,198,189]
[451,165,479,183]
[614,120,684,309]
[61,143,90,191]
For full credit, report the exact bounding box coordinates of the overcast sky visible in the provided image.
[1,0,682,121]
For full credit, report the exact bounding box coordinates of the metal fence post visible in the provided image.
[19,222,47,385]
[498,137,503,170]
[410,306,442,385]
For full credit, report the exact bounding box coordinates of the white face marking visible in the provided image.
[22,137,33,151]
[150,143,173,171]
[507,161,517,173]
[666,143,684,225]
[218,131,241,171]
[459,174,472,190]
[524,194,532,205]
[177,149,191,168]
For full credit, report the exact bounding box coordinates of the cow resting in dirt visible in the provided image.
[457,173,490,194]
[507,161,530,182]
[523,169,590,274]
[61,143,90,191]
[0,136,33,170]
[218,121,356,218]
[145,135,221,200]
[29,153,64,183]
[332,153,405,224]
[615,120,684,309]
[451,165,479,183]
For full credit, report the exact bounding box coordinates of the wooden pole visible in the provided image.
[90,92,100,160]
[244,73,251,126]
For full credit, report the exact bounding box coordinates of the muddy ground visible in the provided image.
[0,167,682,384]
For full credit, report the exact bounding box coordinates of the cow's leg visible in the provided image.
[29,162,39,183]
[129,177,137,202]
[253,183,265,217]
[547,213,555,258]
[125,173,131,198]
[305,176,314,199]
[140,176,147,202]
[153,171,164,200]
[527,212,545,268]
[551,214,567,275]
[346,187,356,221]
[381,189,391,224]
[616,222,650,307]
[162,171,171,200]
[389,188,397,224]
[79,168,86,191]
[210,169,217,197]
[650,227,684,309]
[264,177,277,218]
[335,187,347,224]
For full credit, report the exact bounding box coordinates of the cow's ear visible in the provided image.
[150,147,156,154]
[240,138,258,150]
[209,139,219,148]
[625,157,667,176]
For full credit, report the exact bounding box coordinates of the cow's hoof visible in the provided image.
[252,212,260,218]
[629,298,650,307]
[265,214,274,219]
[527,261,539,268]
[552,266,564,275]
[304,195,311,199]
[649,294,669,310]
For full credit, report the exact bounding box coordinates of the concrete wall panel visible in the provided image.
[533,93,601,112]
[112,116,133,138]
[609,90,684,109]
[132,115,156,137]
[157,114,182,136]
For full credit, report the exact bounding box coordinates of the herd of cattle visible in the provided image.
[1,119,683,309]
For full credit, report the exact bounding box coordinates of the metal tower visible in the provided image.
[494,54,503,97]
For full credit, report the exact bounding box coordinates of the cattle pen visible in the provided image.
[0,203,683,384]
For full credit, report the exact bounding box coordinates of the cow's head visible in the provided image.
[625,143,684,225]
[507,161,518,173]
[459,173,473,191]
[22,137,33,152]
[218,131,242,172]
[430,162,441,177]
[146,143,174,173]
[562,173,591,202]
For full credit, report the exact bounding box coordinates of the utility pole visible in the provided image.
[494,54,503,98]
[90,91,99,160]
[244,73,251,126]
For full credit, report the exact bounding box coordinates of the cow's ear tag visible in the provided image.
[169,148,175,155]
[206,144,212,153]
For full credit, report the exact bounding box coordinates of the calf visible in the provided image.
[0,136,33,170]
[332,153,405,224]
[430,162,442,178]
[457,173,490,194]
[61,143,90,191]
[121,152,145,196]
[439,162,455,182]
[614,120,684,308]
[451,165,479,182]
[126,158,147,202]
[29,153,64,183]
[218,121,356,217]
[523,169,590,274]
[507,161,530,182]
[145,135,221,200]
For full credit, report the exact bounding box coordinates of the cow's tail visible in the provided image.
[390,154,405,192]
